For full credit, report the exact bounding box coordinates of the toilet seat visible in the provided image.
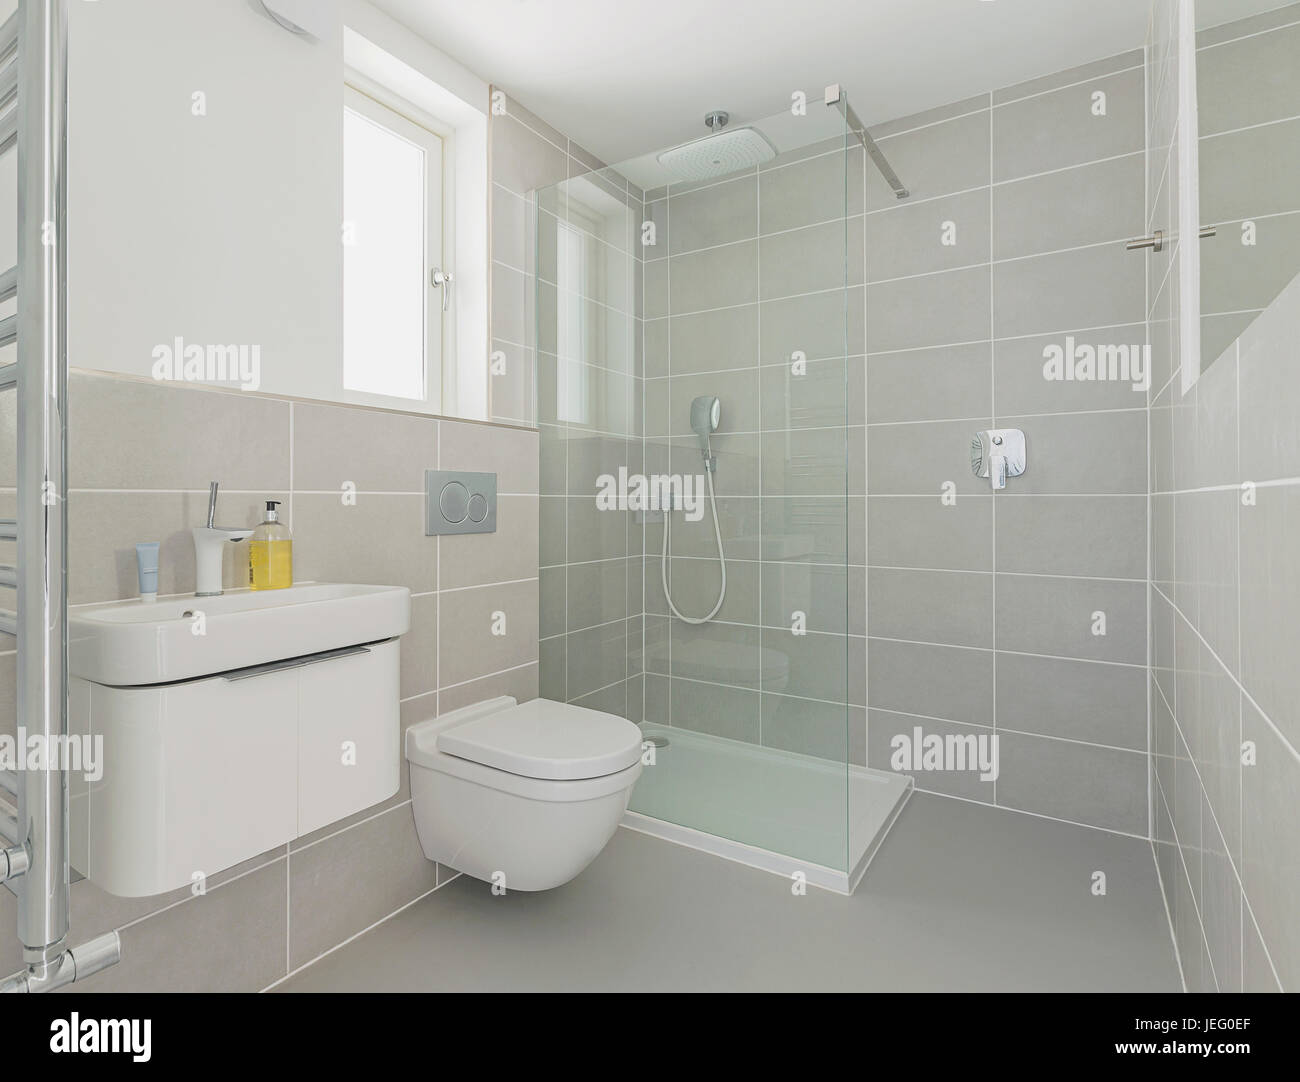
[405,696,645,802]
[438,697,643,780]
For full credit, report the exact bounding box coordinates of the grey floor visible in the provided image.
[277,794,1182,992]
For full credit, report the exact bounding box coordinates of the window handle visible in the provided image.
[430,267,453,312]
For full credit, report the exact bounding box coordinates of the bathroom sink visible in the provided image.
[69,583,411,686]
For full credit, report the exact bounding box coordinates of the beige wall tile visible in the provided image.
[288,805,437,970]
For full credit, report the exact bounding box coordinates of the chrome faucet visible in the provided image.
[191,482,252,596]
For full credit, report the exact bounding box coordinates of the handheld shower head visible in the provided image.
[690,395,721,471]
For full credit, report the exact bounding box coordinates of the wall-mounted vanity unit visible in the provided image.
[66,584,410,898]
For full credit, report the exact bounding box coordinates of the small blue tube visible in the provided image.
[135,542,160,601]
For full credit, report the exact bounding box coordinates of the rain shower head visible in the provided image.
[657,116,776,182]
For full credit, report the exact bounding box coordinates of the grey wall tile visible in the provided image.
[400,592,438,700]
[440,494,539,590]
[763,356,862,430]
[670,304,759,374]
[994,325,1151,416]
[288,805,438,970]
[490,260,530,346]
[867,342,992,424]
[992,152,1144,260]
[293,493,433,594]
[1200,118,1300,223]
[995,573,1146,663]
[1200,213,1300,321]
[439,661,538,714]
[763,628,863,704]
[995,731,1148,835]
[440,419,539,494]
[670,677,759,742]
[761,219,857,301]
[1198,21,1300,136]
[658,556,754,626]
[867,494,993,571]
[567,619,630,699]
[866,189,990,281]
[866,265,991,353]
[489,338,536,426]
[761,285,862,365]
[70,373,290,492]
[760,426,850,496]
[994,50,1144,106]
[566,496,629,563]
[867,567,993,648]
[1008,410,1147,494]
[867,708,997,801]
[491,112,568,196]
[1197,2,1300,47]
[669,174,756,255]
[993,243,1145,339]
[996,652,1147,749]
[293,401,437,492]
[869,94,989,140]
[867,637,994,727]
[760,147,858,233]
[760,562,858,634]
[567,557,630,631]
[1239,483,1300,751]
[669,366,760,436]
[492,183,530,270]
[669,240,758,314]
[994,495,1147,579]
[438,579,539,687]
[1238,274,1300,480]
[991,67,1144,182]
[670,622,761,690]
[761,693,851,761]
[73,860,288,992]
[868,418,992,495]
[867,109,991,210]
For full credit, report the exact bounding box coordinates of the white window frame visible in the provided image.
[342,76,453,412]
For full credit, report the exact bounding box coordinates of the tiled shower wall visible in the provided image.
[1197,4,1300,363]
[861,53,1150,835]
[638,137,866,759]
[0,371,538,989]
[1148,3,1298,994]
[495,93,649,723]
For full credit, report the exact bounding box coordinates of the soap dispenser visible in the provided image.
[249,500,293,590]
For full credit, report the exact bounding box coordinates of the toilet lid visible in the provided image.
[437,698,644,781]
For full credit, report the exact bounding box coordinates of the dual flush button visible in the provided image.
[425,470,497,535]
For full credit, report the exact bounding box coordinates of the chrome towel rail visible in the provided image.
[0,0,121,993]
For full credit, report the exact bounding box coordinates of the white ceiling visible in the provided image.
[371,0,1294,165]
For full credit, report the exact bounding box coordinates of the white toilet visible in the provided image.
[406,696,644,891]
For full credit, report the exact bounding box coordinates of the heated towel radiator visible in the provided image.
[0,0,120,993]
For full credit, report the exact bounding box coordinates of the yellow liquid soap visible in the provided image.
[249,538,293,590]
[249,500,293,589]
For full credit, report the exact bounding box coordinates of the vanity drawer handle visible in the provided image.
[222,643,372,681]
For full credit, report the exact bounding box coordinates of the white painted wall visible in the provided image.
[67,0,344,403]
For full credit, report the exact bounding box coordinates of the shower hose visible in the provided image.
[661,467,726,625]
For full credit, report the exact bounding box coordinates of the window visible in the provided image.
[556,222,590,424]
[343,86,444,405]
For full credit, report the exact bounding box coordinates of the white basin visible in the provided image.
[69,582,411,686]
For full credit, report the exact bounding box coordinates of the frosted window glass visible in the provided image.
[343,107,426,400]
